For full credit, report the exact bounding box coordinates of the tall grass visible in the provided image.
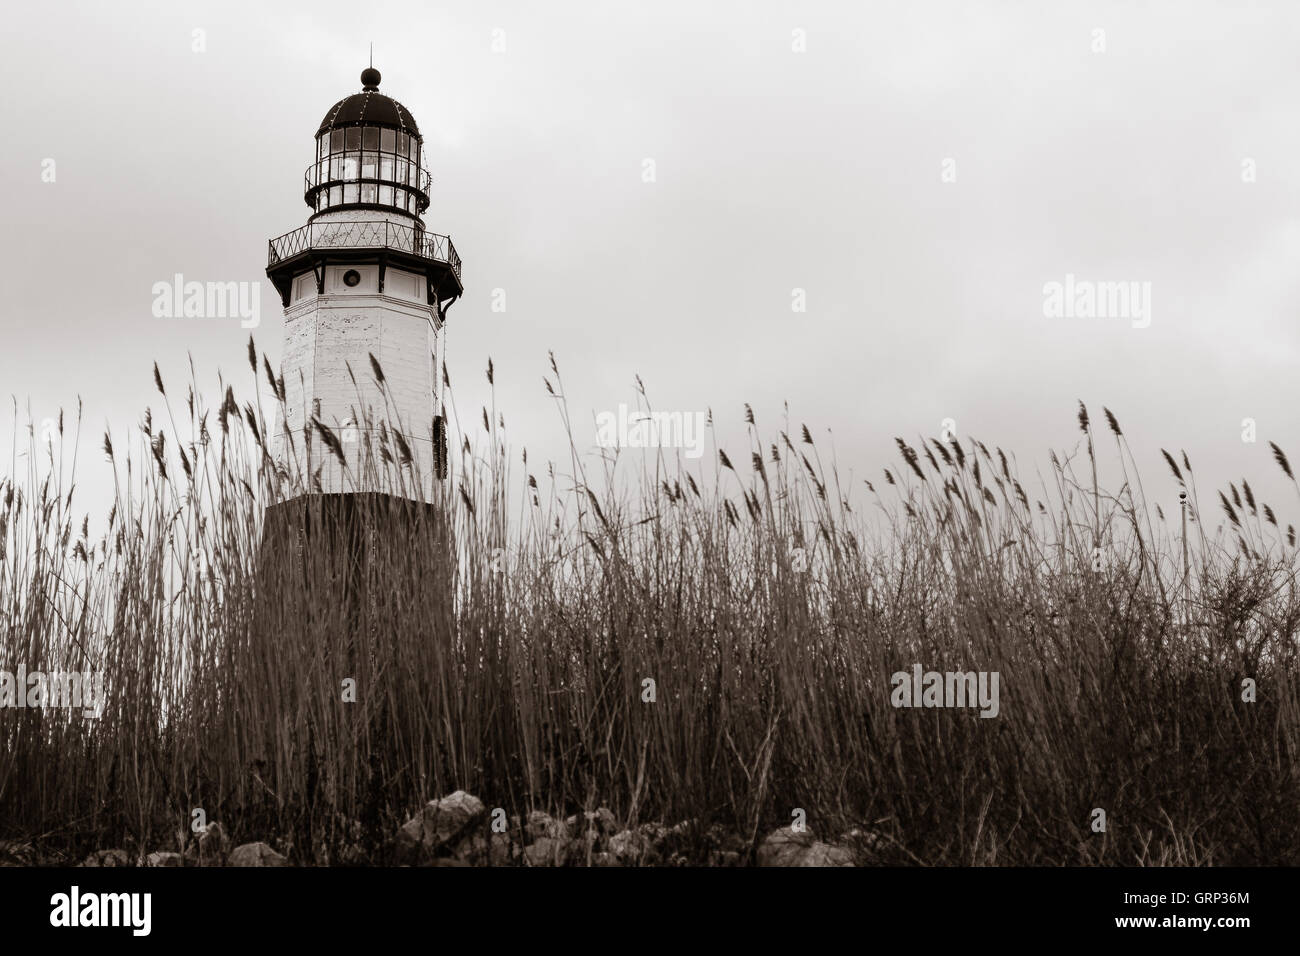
[1,344,1297,865]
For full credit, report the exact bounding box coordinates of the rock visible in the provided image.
[489,833,522,866]
[608,829,652,865]
[592,807,618,835]
[803,842,854,866]
[756,826,814,866]
[185,822,231,864]
[715,827,748,855]
[0,842,36,866]
[565,808,618,840]
[80,848,130,867]
[666,819,698,838]
[454,831,520,867]
[228,842,289,867]
[840,827,883,860]
[658,819,713,861]
[146,851,183,867]
[452,832,488,865]
[525,810,565,841]
[757,826,854,867]
[562,820,602,862]
[397,791,486,856]
[523,836,569,867]
[638,822,669,844]
[604,822,690,865]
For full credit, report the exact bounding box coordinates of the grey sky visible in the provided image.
[2,0,1298,529]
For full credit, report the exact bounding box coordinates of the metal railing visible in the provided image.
[267,220,461,278]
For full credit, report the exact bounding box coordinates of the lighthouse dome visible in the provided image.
[305,68,431,218]
[317,70,421,138]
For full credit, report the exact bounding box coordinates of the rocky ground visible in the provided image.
[1,791,878,867]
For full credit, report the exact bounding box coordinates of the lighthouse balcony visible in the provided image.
[268,220,459,274]
[266,219,462,308]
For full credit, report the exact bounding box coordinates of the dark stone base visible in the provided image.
[247,491,454,674]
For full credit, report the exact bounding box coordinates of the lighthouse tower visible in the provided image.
[243,66,460,745]
[265,66,462,503]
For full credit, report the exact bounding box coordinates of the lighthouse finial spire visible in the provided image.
[361,47,381,91]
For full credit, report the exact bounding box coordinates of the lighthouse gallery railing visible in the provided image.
[267,220,461,278]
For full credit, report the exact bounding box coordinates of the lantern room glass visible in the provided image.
[310,124,428,215]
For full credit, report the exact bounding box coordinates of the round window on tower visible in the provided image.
[343,269,361,287]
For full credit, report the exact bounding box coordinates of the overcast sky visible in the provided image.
[2,0,1298,531]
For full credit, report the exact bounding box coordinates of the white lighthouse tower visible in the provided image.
[266,65,462,505]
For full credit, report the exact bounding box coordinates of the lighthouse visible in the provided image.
[236,66,458,814]
[265,65,462,504]
[256,65,462,621]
